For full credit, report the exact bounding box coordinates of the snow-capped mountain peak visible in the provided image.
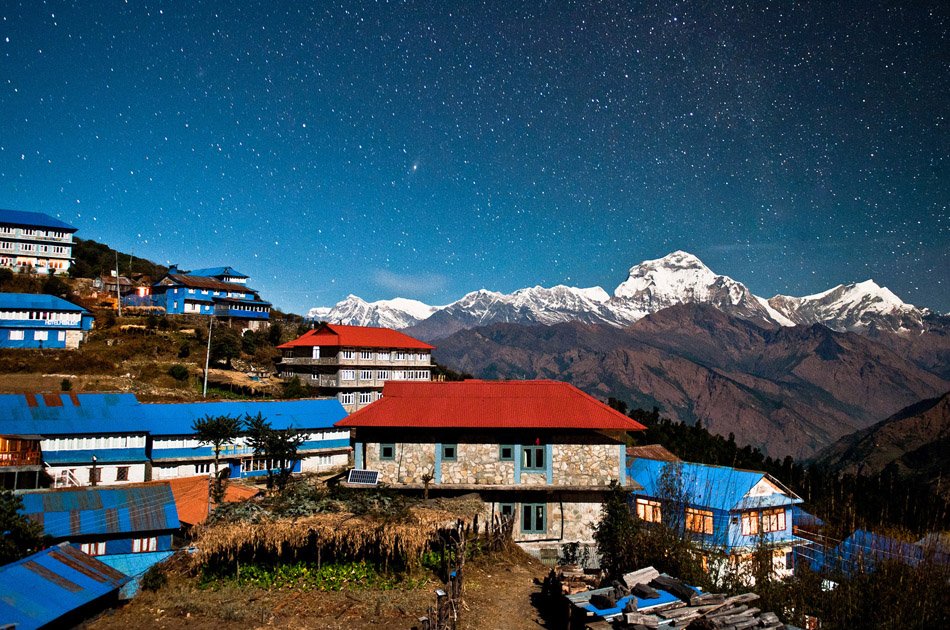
[307,252,931,339]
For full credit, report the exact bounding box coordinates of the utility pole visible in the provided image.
[203,316,213,398]
[114,251,122,317]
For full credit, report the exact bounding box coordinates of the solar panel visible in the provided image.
[347,469,380,486]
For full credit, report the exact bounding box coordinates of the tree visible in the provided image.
[282,375,307,399]
[244,412,305,491]
[267,321,283,346]
[41,272,69,298]
[192,414,241,502]
[209,325,242,368]
[0,490,46,565]
[593,480,641,579]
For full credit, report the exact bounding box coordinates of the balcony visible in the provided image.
[0,450,42,467]
[279,355,431,367]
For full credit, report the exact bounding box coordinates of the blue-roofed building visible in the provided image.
[627,457,804,582]
[142,398,351,480]
[0,393,351,489]
[797,528,950,578]
[0,293,94,349]
[0,543,130,630]
[0,209,78,276]
[148,264,270,330]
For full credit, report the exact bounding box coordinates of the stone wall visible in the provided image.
[365,440,621,487]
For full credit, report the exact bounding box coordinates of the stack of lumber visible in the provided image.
[569,566,788,630]
[555,564,602,594]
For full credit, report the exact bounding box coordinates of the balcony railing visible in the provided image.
[279,356,431,367]
[0,450,42,467]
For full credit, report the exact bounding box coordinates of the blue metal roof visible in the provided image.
[19,484,180,538]
[188,266,248,278]
[0,393,144,435]
[97,550,175,599]
[0,209,78,231]
[0,292,89,312]
[0,393,347,437]
[0,543,129,630]
[627,458,802,512]
[136,398,348,435]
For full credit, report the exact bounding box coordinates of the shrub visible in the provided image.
[141,563,167,591]
[60,378,72,392]
[168,364,190,381]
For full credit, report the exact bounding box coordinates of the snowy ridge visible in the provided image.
[308,252,928,337]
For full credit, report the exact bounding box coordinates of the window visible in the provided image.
[377,351,390,361]
[8,330,24,340]
[81,542,106,556]
[115,466,129,481]
[377,370,390,380]
[686,508,714,534]
[358,391,373,405]
[57,331,65,341]
[340,393,355,405]
[498,503,515,518]
[360,350,373,360]
[762,508,786,533]
[741,511,759,536]
[395,351,407,361]
[441,443,457,461]
[195,463,210,474]
[521,503,546,534]
[499,445,514,461]
[636,498,662,524]
[340,369,355,381]
[379,443,395,461]
[88,467,101,484]
[341,350,355,360]
[359,370,373,380]
[522,445,545,471]
[33,330,48,341]
[133,537,157,553]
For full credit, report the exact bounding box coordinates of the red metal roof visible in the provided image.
[336,380,647,431]
[278,323,434,350]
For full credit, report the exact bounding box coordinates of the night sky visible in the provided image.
[1,1,947,314]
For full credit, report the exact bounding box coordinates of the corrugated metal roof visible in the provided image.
[97,550,175,599]
[0,543,129,630]
[187,266,247,278]
[627,444,681,462]
[0,292,89,312]
[166,476,258,526]
[41,447,148,464]
[19,484,180,538]
[0,209,78,231]
[627,458,802,512]
[279,323,434,349]
[158,273,256,293]
[336,380,647,431]
[0,393,347,436]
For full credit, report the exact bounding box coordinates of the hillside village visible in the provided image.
[0,209,948,630]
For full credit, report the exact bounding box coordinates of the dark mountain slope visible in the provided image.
[434,304,949,459]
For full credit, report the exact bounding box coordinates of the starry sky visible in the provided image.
[1,1,947,314]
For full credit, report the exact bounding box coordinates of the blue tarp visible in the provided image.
[0,543,129,630]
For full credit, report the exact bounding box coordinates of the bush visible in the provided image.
[141,563,167,591]
[60,378,72,392]
[177,342,191,358]
[168,364,190,381]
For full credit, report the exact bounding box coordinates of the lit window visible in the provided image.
[133,537,157,553]
[636,498,662,523]
[761,508,786,533]
[741,511,759,536]
[80,542,106,556]
[521,503,546,533]
[686,508,714,534]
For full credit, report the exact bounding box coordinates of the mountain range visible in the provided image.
[309,251,935,341]
[308,251,948,459]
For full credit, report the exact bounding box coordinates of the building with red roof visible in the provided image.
[336,379,646,551]
[277,323,434,412]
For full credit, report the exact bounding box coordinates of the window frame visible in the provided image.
[741,510,760,536]
[761,508,786,533]
[441,443,458,462]
[379,443,396,461]
[115,466,129,482]
[499,445,514,461]
[521,503,547,534]
[636,498,663,524]
[522,445,545,471]
[685,507,714,535]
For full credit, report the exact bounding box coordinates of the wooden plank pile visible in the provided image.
[566,566,788,630]
[554,563,603,595]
